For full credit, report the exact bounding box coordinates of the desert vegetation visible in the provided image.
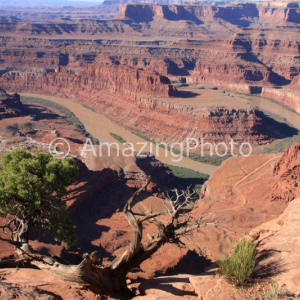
[0,147,217,296]
[0,147,78,247]
[1,0,300,297]
[217,238,257,286]
[164,164,209,194]
[110,132,128,144]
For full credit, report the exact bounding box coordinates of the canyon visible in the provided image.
[0,90,181,262]
[0,63,290,150]
[1,0,300,298]
[1,4,300,114]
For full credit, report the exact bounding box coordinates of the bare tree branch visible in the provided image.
[110,176,152,270]
[2,176,220,295]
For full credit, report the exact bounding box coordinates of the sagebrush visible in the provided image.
[217,238,257,286]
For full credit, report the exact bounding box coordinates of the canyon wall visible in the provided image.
[1,0,300,24]
[0,64,176,98]
[0,64,279,147]
[116,2,300,27]
[2,2,300,40]
[192,27,300,90]
[116,3,217,23]
[272,143,300,202]
[1,26,300,96]
[261,87,300,114]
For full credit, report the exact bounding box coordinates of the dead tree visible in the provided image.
[5,177,216,295]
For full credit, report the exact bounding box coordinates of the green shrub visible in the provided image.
[262,283,288,300]
[164,164,209,195]
[109,133,127,144]
[217,238,257,286]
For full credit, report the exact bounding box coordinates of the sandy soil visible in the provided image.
[154,85,254,110]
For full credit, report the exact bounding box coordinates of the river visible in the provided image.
[252,96,300,130]
[19,92,300,175]
[19,92,219,175]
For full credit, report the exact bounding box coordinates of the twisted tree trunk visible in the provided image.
[14,177,216,295]
[16,178,165,294]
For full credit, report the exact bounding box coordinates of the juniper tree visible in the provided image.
[0,147,216,296]
[0,147,78,248]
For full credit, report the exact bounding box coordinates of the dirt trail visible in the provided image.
[214,155,281,214]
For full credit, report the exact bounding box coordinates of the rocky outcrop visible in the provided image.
[193,60,267,91]
[0,269,98,299]
[0,89,23,119]
[0,64,176,98]
[261,87,300,114]
[0,64,279,147]
[194,144,299,260]
[125,154,178,194]
[291,73,300,91]
[250,197,300,295]
[116,2,300,27]
[189,274,240,300]
[200,143,300,205]
[192,27,300,90]
[271,143,300,202]
[116,3,216,23]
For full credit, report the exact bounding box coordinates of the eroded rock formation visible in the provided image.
[116,2,300,27]
[261,87,300,114]
[0,64,176,98]
[250,197,300,295]
[0,64,279,147]
[272,143,300,202]
[1,19,300,99]
[0,89,23,119]
[192,27,300,91]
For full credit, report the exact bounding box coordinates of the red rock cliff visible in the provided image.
[0,64,176,98]
[261,87,300,114]
[0,64,277,147]
[116,2,300,27]
[272,143,300,202]
[192,27,300,91]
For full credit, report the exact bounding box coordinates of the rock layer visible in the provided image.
[0,64,176,98]
[116,2,300,27]
[0,64,277,147]
[272,143,300,202]
[261,87,300,114]
[250,197,300,295]
[192,27,300,91]
[1,26,300,102]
